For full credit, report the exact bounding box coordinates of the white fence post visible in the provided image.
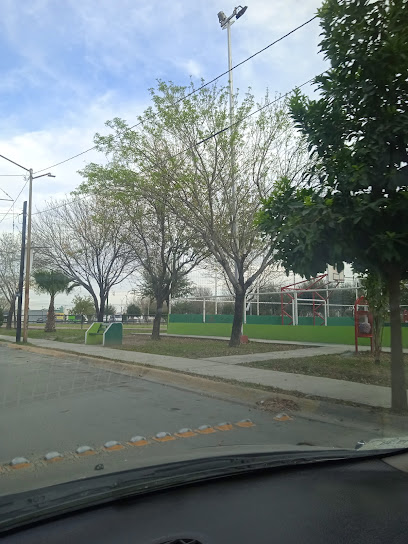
[256,283,260,316]
[214,273,218,315]
[293,291,298,325]
[203,297,206,323]
[244,294,247,324]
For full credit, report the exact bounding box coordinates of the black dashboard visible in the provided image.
[3,455,408,543]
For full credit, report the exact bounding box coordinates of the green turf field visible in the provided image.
[167,322,408,348]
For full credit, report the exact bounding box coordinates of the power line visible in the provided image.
[0,187,14,201]
[196,73,321,146]
[33,15,318,175]
[0,179,28,225]
[31,195,90,216]
[0,153,29,172]
[31,72,320,218]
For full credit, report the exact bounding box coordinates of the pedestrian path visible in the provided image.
[204,346,347,365]
[0,335,399,409]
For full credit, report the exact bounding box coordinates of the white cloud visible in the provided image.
[183,59,202,78]
[0,0,327,308]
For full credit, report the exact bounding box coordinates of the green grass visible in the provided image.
[118,335,303,358]
[167,323,408,348]
[0,327,303,357]
[242,352,408,387]
[0,328,86,343]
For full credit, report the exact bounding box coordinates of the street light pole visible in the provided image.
[218,5,247,334]
[218,7,248,282]
[225,19,239,282]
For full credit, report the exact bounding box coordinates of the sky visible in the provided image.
[0,0,330,309]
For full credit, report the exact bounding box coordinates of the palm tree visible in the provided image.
[33,270,77,332]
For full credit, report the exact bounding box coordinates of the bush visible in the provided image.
[0,308,4,327]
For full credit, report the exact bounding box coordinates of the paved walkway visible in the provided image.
[0,335,400,409]
[205,346,347,365]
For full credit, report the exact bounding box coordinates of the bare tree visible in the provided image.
[0,233,20,328]
[78,169,206,339]
[33,197,135,321]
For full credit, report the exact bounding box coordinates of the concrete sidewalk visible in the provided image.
[0,334,399,409]
[205,346,348,365]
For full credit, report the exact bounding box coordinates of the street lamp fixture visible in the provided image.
[217,11,227,25]
[217,5,247,28]
[236,5,247,19]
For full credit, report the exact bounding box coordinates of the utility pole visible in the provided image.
[22,169,55,342]
[16,201,27,343]
[22,169,33,342]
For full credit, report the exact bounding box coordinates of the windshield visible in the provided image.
[0,0,407,506]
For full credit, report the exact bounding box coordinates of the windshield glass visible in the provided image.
[0,0,407,506]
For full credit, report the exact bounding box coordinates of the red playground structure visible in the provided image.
[354,295,373,353]
[280,273,342,326]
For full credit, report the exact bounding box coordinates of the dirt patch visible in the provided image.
[257,397,300,412]
[120,334,306,358]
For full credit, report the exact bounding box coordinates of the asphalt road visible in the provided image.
[0,344,386,494]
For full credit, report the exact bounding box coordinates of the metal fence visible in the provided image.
[170,287,408,326]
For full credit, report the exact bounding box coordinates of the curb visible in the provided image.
[3,341,320,414]
[4,341,407,435]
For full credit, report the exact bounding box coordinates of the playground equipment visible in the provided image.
[280,272,343,326]
[354,295,373,353]
[85,322,123,346]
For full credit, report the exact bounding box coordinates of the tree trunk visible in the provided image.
[6,299,15,329]
[151,299,163,341]
[97,296,106,322]
[373,314,384,364]
[45,294,56,333]
[229,287,245,347]
[387,269,407,412]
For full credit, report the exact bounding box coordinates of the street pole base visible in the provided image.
[240,335,249,344]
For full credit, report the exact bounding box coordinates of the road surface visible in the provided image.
[0,344,386,494]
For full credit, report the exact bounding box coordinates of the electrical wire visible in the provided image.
[31,72,320,217]
[33,15,318,175]
[0,187,14,201]
[0,179,28,225]
[31,195,90,216]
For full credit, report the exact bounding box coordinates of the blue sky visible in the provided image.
[0,0,329,307]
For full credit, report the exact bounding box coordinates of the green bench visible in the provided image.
[85,322,123,346]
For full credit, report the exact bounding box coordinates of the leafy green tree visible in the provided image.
[126,303,141,316]
[33,270,76,332]
[78,165,205,341]
[258,0,408,410]
[80,79,308,346]
[70,295,95,318]
[106,304,116,316]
